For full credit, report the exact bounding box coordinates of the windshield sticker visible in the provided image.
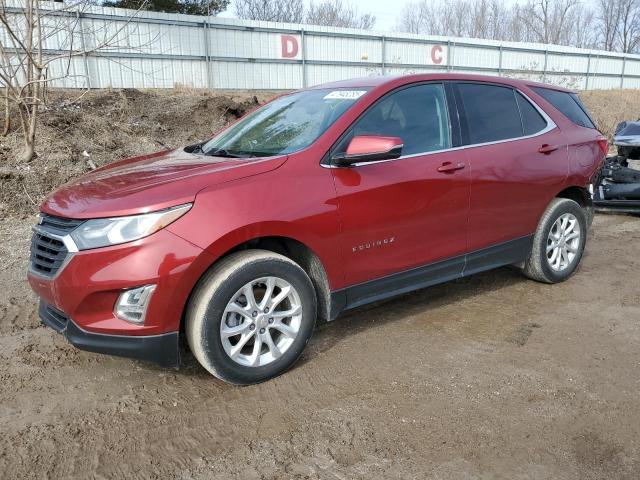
[324,90,367,100]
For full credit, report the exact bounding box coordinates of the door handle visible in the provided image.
[437,161,465,173]
[538,144,559,154]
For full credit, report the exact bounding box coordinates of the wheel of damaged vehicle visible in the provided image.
[186,250,316,384]
[522,198,587,284]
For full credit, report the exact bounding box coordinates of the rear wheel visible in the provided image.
[186,250,317,384]
[522,198,587,283]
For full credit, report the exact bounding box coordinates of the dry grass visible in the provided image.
[580,89,640,140]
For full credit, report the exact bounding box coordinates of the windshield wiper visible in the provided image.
[184,142,204,154]
[205,148,254,158]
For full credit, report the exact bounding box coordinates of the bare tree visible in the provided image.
[0,0,153,161]
[570,7,598,49]
[234,0,305,23]
[396,0,469,36]
[395,0,640,53]
[306,0,375,29]
[522,0,579,44]
[596,0,622,50]
[396,1,434,34]
[469,0,492,39]
[395,0,608,47]
[235,0,375,29]
[445,0,472,37]
[617,0,640,52]
[104,0,230,15]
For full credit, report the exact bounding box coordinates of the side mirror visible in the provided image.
[333,135,403,166]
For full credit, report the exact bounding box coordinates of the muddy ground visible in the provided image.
[2,210,640,479]
[1,89,640,478]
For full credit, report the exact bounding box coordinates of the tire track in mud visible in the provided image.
[0,363,383,479]
[0,296,40,334]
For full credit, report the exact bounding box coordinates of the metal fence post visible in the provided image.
[381,35,386,75]
[203,18,212,89]
[620,55,626,89]
[543,50,548,82]
[449,41,455,72]
[498,45,503,75]
[301,29,307,88]
[76,10,91,89]
[585,53,591,89]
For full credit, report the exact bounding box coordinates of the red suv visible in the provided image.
[28,74,606,384]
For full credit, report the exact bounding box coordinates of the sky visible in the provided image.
[217,0,414,33]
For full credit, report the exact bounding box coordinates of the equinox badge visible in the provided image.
[352,237,395,252]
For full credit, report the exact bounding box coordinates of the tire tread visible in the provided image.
[522,198,586,284]
[185,249,314,383]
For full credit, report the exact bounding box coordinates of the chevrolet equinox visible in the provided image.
[28,74,606,384]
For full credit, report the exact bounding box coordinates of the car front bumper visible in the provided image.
[28,227,216,366]
[39,301,181,367]
[28,228,215,336]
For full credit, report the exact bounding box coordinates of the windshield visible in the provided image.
[201,88,370,157]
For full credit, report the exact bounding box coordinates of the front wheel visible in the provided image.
[522,198,587,284]
[186,250,317,384]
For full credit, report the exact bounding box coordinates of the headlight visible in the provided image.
[70,204,191,250]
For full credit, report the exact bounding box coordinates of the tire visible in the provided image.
[186,250,317,384]
[522,198,588,284]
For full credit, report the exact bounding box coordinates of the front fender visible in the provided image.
[165,162,345,290]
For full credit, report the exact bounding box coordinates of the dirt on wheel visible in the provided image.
[1,89,640,479]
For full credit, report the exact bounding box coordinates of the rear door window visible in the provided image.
[515,91,548,135]
[532,87,596,129]
[457,83,523,144]
[343,83,451,156]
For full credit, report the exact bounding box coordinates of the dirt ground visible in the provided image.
[1,88,640,478]
[1,210,640,479]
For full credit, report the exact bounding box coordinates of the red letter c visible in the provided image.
[431,45,443,64]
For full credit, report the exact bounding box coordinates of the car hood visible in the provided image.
[41,148,287,218]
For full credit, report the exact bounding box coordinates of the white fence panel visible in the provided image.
[2,0,640,90]
[454,45,500,69]
[211,61,301,90]
[306,35,382,63]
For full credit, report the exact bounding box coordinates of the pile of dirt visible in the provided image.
[0,88,275,216]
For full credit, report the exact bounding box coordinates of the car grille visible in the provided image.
[29,214,84,278]
[38,214,85,236]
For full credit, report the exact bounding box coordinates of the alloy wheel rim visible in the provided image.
[546,213,581,272]
[220,277,302,367]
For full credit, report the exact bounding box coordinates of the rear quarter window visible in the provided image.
[515,92,548,135]
[532,87,596,129]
